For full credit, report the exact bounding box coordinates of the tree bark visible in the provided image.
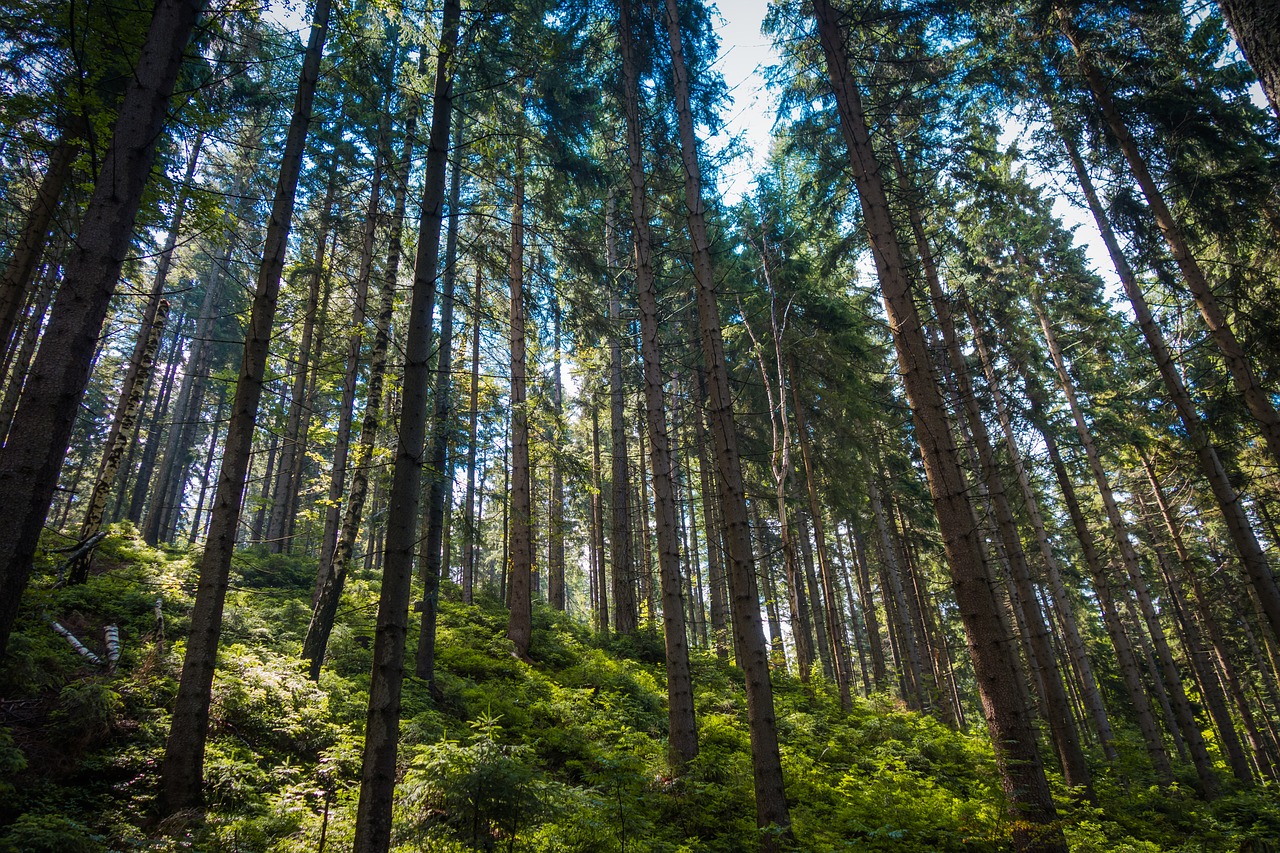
[1216,0,1280,123]
[461,268,482,605]
[504,148,534,659]
[352,1,460,848]
[619,0,698,766]
[1032,296,1217,798]
[664,0,792,841]
[416,111,465,682]
[606,195,636,635]
[157,0,331,814]
[965,299,1115,762]
[812,1,1063,845]
[267,168,338,553]
[0,134,79,355]
[1019,361,1175,782]
[548,294,566,611]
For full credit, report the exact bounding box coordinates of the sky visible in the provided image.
[706,0,782,203]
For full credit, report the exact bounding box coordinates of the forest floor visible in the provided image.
[1,526,1278,852]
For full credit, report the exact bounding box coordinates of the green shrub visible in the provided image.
[0,813,104,853]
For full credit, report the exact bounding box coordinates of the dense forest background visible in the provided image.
[2,0,1280,850]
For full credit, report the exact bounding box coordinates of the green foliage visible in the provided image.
[0,813,105,853]
[3,532,1277,852]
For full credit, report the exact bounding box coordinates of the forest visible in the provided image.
[1,0,1280,849]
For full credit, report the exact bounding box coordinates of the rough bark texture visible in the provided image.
[68,299,171,583]
[606,195,637,635]
[1217,0,1280,122]
[812,1,1063,846]
[619,0,698,767]
[664,0,792,843]
[0,0,207,661]
[352,1,459,848]
[157,0,331,815]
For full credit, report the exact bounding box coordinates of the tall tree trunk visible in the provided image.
[868,466,926,710]
[893,137,1089,790]
[812,1,1063,845]
[606,195,636,635]
[591,400,609,633]
[548,294,565,611]
[851,528,888,689]
[143,215,233,544]
[315,105,388,591]
[157,0,331,814]
[1033,296,1217,798]
[352,1,460,849]
[0,264,55,444]
[1216,0,1280,123]
[1139,457,1253,784]
[1047,106,1280,646]
[0,133,79,354]
[619,0,698,766]
[416,111,464,683]
[504,148,534,659]
[1058,6,1280,473]
[664,0,791,841]
[461,268,482,605]
[0,0,207,660]
[791,379,852,708]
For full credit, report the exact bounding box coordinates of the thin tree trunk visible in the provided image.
[966,303,1115,761]
[461,268,482,605]
[591,401,608,633]
[189,391,226,544]
[893,137,1089,790]
[267,168,339,553]
[157,0,331,814]
[68,299,171,582]
[664,0,791,840]
[868,467,925,709]
[548,294,565,611]
[352,1,459,848]
[812,1,1063,844]
[143,228,231,544]
[504,148,533,659]
[315,103,388,591]
[0,264,55,444]
[791,380,852,708]
[606,194,636,635]
[1140,457,1253,783]
[0,0,207,660]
